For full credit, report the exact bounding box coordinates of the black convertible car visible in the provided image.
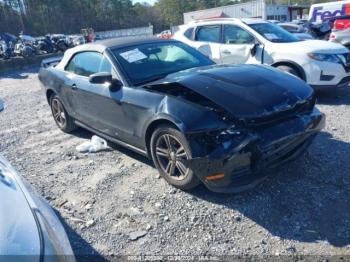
[39,38,325,193]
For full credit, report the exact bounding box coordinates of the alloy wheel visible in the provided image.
[51,98,66,128]
[155,134,190,180]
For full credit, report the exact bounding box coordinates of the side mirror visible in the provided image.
[109,79,123,92]
[89,72,112,84]
[250,39,260,56]
[89,72,122,92]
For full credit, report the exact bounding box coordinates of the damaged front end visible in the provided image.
[184,107,325,193]
[144,65,325,193]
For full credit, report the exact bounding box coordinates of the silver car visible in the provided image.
[330,28,350,49]
[0,99,75,261]
[278,22,314,41]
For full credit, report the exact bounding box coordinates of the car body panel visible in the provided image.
[0,156,75,259]
[0,157,41,257]
[186,107,325,193]
[151,64,311,119]
[330,28,350,47]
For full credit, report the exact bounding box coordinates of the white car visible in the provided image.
[173,18,350,90]
[277,22,314,41]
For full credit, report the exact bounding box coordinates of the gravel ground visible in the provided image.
[1,67,350,261]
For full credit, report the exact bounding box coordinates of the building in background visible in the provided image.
[183,0,309,23]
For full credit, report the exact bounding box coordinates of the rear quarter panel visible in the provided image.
[38,67,74,115]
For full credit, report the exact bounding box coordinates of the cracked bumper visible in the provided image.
[186,108,325,193]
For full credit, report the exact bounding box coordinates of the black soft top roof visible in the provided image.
[91,37,178,50]
[56,37,180,70]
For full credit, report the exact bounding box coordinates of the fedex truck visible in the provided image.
[310,0,350,23]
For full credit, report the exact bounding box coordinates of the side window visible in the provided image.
[65,52,102,77]
[223,25,255,44]
[99,56,112,73]
[65,57,76,73]
[184,27,194,40]
[195,25,221,43]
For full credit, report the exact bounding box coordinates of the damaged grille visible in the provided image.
[243,95,316,128]
[259,132,316,169]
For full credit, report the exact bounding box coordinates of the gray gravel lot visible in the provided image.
[1,67,350,261]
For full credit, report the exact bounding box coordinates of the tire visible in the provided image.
[276,65,301,79]
[150,125,200,190]
[50,95,77,132]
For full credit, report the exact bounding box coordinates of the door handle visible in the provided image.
[71,84,78,90]
[222,50,232,55]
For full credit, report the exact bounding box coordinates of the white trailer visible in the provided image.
[309,0,350,23]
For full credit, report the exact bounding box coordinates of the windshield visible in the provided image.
[249,23,300,43]
[112,42,214,86]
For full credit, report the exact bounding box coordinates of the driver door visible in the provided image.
[220,24,262,65]
[65,52,125,138]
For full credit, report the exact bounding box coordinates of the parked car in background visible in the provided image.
[157,30,172,39]
[34,35,55,54]
[174,18,350,91]
[50,34,70,52]
[292,19,309,25]
[329,15,350,49]
[39,38,325,193]
[0,39,11,59]
[14,34,36,57]
[278,22,314,40]
[0,33,16,59]
[0,99,75,260]
[266,20,280,24]
[67,35,86,47]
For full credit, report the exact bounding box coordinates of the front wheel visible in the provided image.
[150,125,200,190]
[276,65,301,79]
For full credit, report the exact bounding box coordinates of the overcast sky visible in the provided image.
[132,0,158,5]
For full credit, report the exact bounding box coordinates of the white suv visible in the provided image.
[174,18,350,90]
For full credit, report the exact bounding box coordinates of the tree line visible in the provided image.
[0,0,331,36]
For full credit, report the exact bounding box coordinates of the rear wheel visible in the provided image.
[276,65,301,79]
[150,125,200,190]
[50,95,77,132]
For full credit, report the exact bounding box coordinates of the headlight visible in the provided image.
[307,53,342,64]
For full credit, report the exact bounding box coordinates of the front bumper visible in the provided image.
[311,75,350,91]
[303,60,350,90]
[186,108,325,193]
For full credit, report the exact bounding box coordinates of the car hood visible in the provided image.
[148,64,313,120]
[273,39,348,54]
[0,156,41,256]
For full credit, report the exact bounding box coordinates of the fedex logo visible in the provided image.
[311,3,350,22]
